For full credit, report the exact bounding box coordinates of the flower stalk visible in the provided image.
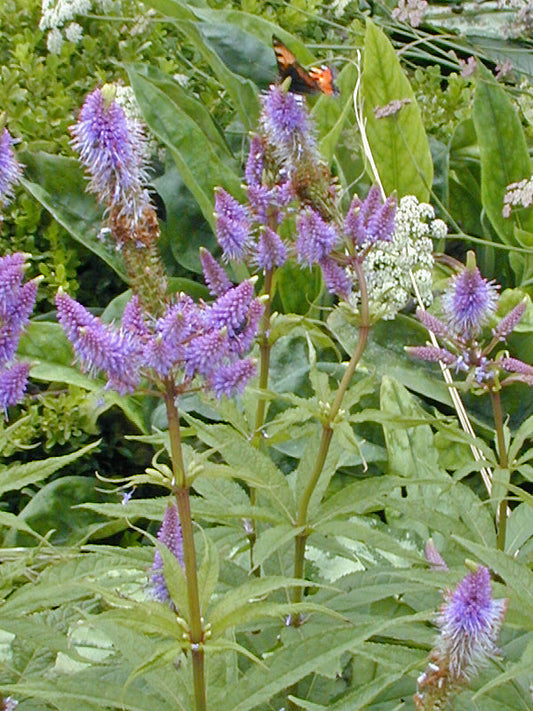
[164,384,206,711]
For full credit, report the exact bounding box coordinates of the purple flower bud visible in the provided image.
[344,186,397,247]
[200,248,232,296]
[70,87,149,215]
[209,357,257,399]
[493,300,527,341]
[152,502,184,603]
[254,227,287,270]
[441,265,498,340]
[424,539,448,571]
[0,279,39,365]
[438,566,507,680]
[0,361,30,412]
[214,188,250,261]
[297,209,339,265]
[0,128,22,209]
[245,134,264,188]
[319,256,351,298]
[406,345,456,365]
[416,309,452,341]
[499,356,533,385]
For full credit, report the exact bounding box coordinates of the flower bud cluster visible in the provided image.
[408,255,531,392]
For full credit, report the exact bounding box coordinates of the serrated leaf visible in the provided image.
[0,441,100,497]
[362,20,432,200]
[198,532,219,612]
[252,524,304,569]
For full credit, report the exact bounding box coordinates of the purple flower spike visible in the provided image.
[210,357,257,399]
[319,256,351,298]
[438,566,507,680]
[245,134,265,188]
[208,280,256,337]
[70,86,148,214]
[56,290,142,395]
[0,128,22,209]
[0,361,30,413]
[122,295,149,339]
[152,502,184,603]
[406,345,456,366]
[254,227,287,270]
[200,248,232,296]
[214,188,250,261]
[493,300,527,341]
[442,265,498,340]
[297,209,339,265]
[260,85,317,164]
[344,186,397,247]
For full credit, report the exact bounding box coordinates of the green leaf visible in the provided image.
[362,20,433,200]
[141,0,260,130]
[198,532,219,613]
[20,153,127,280]
[473,65,533,246]
[0,441,99,498]
[128,67,243,231]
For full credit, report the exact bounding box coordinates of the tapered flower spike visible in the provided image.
[441,252,498,340]
[344,185,397,247]
[0,362,31,413]
[296,208,339,265]
[259,85,317,166]
[0,126,22,210]
[152,502,184,603]
[214,187,250,261]
[70,86,149,217]
[415,565,507,710]
[200,248,232,296]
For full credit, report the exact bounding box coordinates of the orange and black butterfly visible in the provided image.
[272,35,338,97]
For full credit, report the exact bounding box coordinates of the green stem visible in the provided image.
[249,268,274,575]
[491,389,509,552]
[164,386,206,711]
[292,260,370,607]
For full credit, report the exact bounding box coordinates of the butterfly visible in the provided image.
[272,35,338,97]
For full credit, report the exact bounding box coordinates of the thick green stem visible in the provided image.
[491,390,509,552]
[291,260,370,607]
[164,386,206,711]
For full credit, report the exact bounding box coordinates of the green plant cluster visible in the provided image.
[2,1,533,710]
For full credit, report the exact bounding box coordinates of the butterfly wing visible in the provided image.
[272,35,322,95]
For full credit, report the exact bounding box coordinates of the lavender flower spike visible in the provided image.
[441,257,499,340]
[152,502,184,604]
[214,188,250,261]
[0,127,22,209]
[297,208,339,266]
[259,85,317,166]
[344,185,397,247]
[70,85,148,215]
[0,362,31,413]
[200,248,232,296]
[415,566,507,710]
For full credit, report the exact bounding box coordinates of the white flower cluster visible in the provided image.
[350,195,444,320]
[114,84,160,159]
[40,0,120,53]
[503,176,533,216]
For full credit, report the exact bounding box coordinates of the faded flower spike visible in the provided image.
[415,566,507,710]
[152,502,184,604]
[0,127,22,210]
[70,86,149,218]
